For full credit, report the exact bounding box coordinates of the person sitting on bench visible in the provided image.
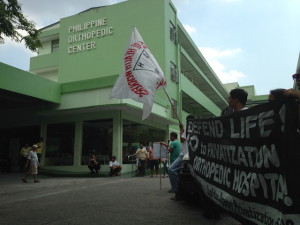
[109,156,122,176]
[88,154,100,174]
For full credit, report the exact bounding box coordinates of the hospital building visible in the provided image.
[0,0,269,175]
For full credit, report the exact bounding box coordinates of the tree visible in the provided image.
[0,0,41,52]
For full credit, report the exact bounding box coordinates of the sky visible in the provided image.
[0,0,299,95]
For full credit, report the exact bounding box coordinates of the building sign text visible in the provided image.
[67,17,113,54]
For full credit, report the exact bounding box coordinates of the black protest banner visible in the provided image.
[187,100,300,225]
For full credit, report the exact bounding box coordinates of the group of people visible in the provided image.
[19,138,43,183]
[87,154,122,177]
[19,138,44,172]
[133,142,173,178]
[157,72,300,220]
[21,144,41,183]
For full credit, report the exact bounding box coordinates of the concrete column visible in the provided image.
[40,118,46,167]
[73,120,83,166]
[112,111,122,164]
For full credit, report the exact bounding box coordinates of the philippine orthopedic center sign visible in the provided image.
[67,17,113,54]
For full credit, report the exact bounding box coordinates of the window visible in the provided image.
[170,61,179,83]
[51,39,59,53]
[81,119,113,165]
[169,22,176,43]
[45,122,75,166]
[122,120,166,164]
[171,99,178,119]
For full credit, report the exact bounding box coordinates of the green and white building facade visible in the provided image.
[0,0,233,174]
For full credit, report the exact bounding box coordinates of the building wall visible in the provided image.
[0,0,233,174]
[58,0,166,83]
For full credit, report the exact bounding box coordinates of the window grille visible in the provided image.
[51,40,59,53]
[169,22,176,43]
[170,62,179,84]
[171,99,178,119]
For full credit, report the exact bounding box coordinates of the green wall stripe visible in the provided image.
[0,63,61,103]
[61,75,118,93]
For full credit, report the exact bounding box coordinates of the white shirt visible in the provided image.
[109,160,119,167]
[27,151,39,166]
[181,130,189,156]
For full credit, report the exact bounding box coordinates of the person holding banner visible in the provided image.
[268,88,286,101]
[160,132,180,193]
[227,88,248,112]
[291,72,300,91]
[204,89,248,219]
[161,121,189,200]
[269,88,300,128]
[221,106,234,116]
[168,122,190,201]
[285,73,300,127]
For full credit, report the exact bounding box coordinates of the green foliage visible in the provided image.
[0,0,41,52]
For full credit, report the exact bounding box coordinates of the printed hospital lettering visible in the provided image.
[279,104,286,132]
[187,119,223,138]
[193,156,231,188]
[201,142,280,169]
[232,170,292,207]
[230,110,275,138]
[188,101,300,224]
[67,17,114,54]
[68,18,108,33]
[208,187,294,225]
[68,27,113,43]
[193,155,292,207]
[131,41,147,49]
[124,46,149,97]
[68,42,96,54]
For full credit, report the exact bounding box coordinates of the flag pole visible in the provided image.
[163,87,181,124]
[159,143,162,190]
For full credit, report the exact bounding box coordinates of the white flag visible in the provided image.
[110,27,167,120]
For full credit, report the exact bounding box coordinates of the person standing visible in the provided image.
[203,89,249,219]
[227,88,248,112]
[135,143,148,176]
[35,137,44,163]
[19,144,31,172]
[161,131,181,193]
[148,144,159,177]
[292,72,300,91]
[161,132,180,165]
[285,73,300,127]
[221,106,234,116]
[21,145,40,183]
[167,118,192,200]
[109,156,122,176]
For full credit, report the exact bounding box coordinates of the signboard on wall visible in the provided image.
[67,17,114,54]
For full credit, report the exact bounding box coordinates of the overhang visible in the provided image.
[37,104,177,126]
[0,63,61,109]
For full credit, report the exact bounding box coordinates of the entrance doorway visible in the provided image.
[0,126,40,172]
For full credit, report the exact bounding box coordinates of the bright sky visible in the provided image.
[0,0,299,95]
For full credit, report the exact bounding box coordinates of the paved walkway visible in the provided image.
[0,172,241,225]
